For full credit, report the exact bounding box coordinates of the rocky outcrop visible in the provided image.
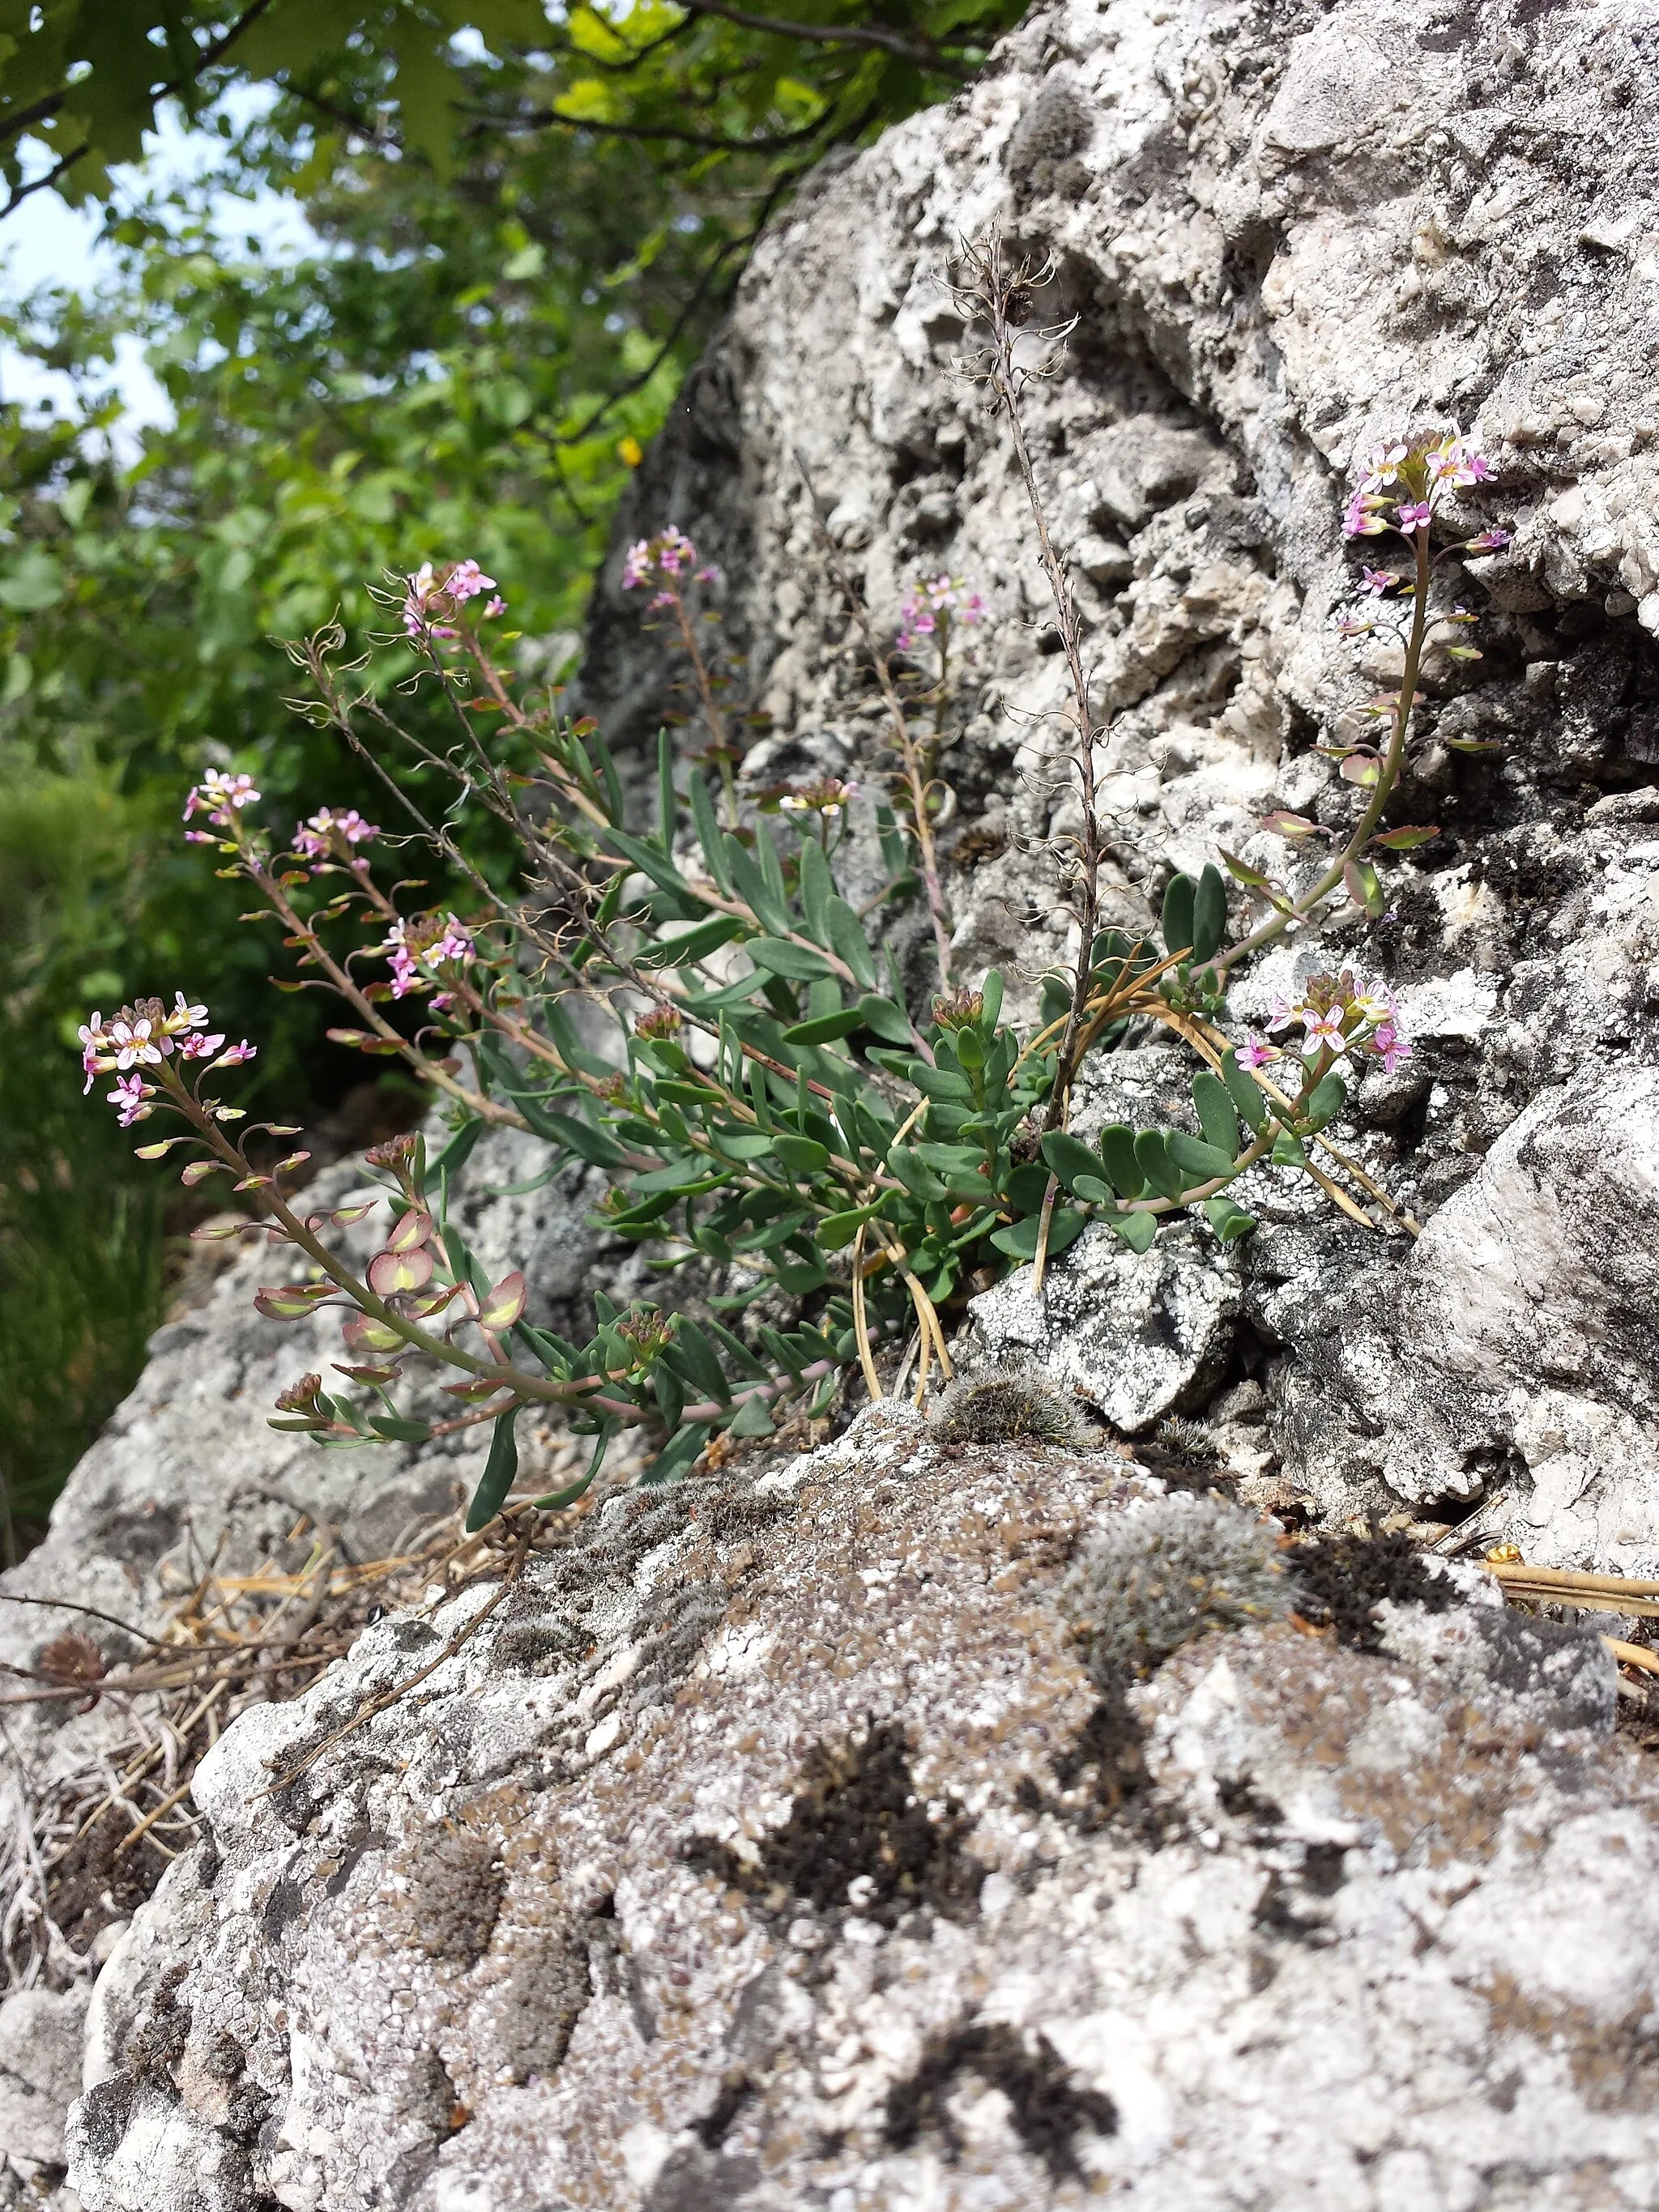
[584,0,1659,1558]
[61,1426,1659,2211]
[11,0,1659,2201]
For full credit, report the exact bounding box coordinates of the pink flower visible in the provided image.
[482,595,506,618]
[182,769,260,829]
[295,807,379,863]
[1303,1007,1346,1048]
[180,1030,226,1059]
[1368,1021,1413,1073]
[693,566,721,586]
[168,993,210,1032]
[1396,501,1433,535]
[1236,1038,1280,1069]
[446,559,497,604]
[1343,488,1388,539]
[388,944,420,999]
[1335,612,1375,638]
[211,1040,258,1068]
[624,526,700,595]
[108,1015,167,1070]
[1265,998,1299,1034]
[108,1074,152,1127]
[1361,568,1401,595]
[429,920,473,965]
[1465,527,1512,552]
[898,573,983,650]
[403,560,489,637]
[1350,978,1396,1024]
[78,1014,109,1095]
[1362,442,1409,489]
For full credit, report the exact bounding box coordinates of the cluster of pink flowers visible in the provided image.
[292,808,379,866]
[1341,432,1508,543]
[895,573,986,654]
[621,526,720,611]
[778,776,859,823]
[182,769,260,842]
[1236,972,1412,1078]
[79,995,256,1125]
[384,913,475,1001]
[403,559,505,639]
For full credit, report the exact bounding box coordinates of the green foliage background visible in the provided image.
[0,0,1022,1545]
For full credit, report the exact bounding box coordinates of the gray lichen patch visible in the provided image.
[930,1365,1090,1451]
[1062,1494,1293,1682]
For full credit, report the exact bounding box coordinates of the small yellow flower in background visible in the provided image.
[618,435,643,467]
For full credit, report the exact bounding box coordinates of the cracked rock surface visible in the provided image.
[12,0,1659,2201]
[60,1425,1659,2211]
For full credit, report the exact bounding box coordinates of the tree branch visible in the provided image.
[673,0,962,70]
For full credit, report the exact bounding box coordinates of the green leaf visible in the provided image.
[605,824,690,897]
[726,1392,775,1438]
[819,1204,876,1250]
[774,1251,830,1294]
[1134,1129,1187,1201]
[669,1319,732,1403]
[782,1006,862,1045]
[1064,1173,1111,1207]
[465,1410,521,1532]
[368,1415,434,1443]
[988,1206,1085,1262]
[1371,824,1440,850]
[657,727,678,846]
[1202,1196,1256,1244]
[858,995,913,1046]
[1303,1072,1348,1127]
[771,1132,830,1174]
[886,1147,948,1202]
[825,897,879,988]
[1192,863,1227,965]
[749,936,834,981]
[797,835,835,945]
[1166,1132,1235,1180]
[709,1127,775,1162]
[644,1421,713,1485]
[635,912,744,970]
[0,549,65,613]
[432,1119,486,1183]
[727,841,792,936]
[1161,872,1195,958]
[1098,1124,1147,1199]
[536,1107,627,1167]
[1104,1208,1158,1253]
[690,774,733,893]
[1220,1051,1269,1132]
[1271,1130,1307,1166]
[1191,1070,1241,1158]
[1039,1130,1109,1195]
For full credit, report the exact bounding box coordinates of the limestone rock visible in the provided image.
[1273,1064,1659,1565]
[963,1222,1242,1433]
[0,1988,88,2168]
[62,1442,1659,2211]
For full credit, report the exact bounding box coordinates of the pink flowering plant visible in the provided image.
[83,254,1503,1528]
[1217,429,1510,945]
